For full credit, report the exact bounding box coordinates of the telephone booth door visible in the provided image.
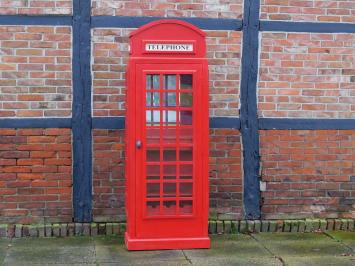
[125,20,210,250]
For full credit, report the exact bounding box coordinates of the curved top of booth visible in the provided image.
[129,19,206,58]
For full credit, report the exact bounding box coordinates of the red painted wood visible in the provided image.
[125,20,210,250]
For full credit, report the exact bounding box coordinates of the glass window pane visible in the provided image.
[146,128,160,144]
[180,183,192,197]
[179,200,192,214]
[146,201,160,216]
[146,110,160,125]
[146,165,160,176]
[147,183,160,198]
[147,149,160,162]
[146,74,160,89]
[163,183,176,197]
[163,149,176,161]
[146,92,160,107]
[180,74,192,90]
[164,92,176,107]
[180,93,192,107]
[163,110,176,125]
[163,165,176,179]
[164,75,176,89]
[180,110,192,125]
[180,164,192,176]
[180,148,192,161]
[179,128,193,144]
[147,175,159,180]
[163,200,176,215]
[162,128,177,144]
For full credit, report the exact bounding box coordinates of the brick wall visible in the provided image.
[258,32,355,118]
[260,0,355,22]
[92,28,242,117]
[91,0,243,19]
[260,130,355,219]
[210,129,243,220]
[93,129,125,222]
[0,0,72,15]
[0,128,72,224]
[0,26,72,118]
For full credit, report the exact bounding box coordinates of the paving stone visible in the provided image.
[319,220,327,231]
[254,220,261,233]
[231,220,239,233]
[298,220,306,232]
[52,224,60,237]
[45,224,52,237]
[208,221,216,234]
[247,220,255,233]
[83,223,91,236]
[60,224,68,237]
[261,220,269,232]
[269,221,277,232]
[4,237,95,265]
[38,225,45,237]
[0,225,7,238]
[223,221,231,234]
[90,223,98,236]
[190,257,282,266]
[112,223,119,235]
[14,225,22,238]
[0,239,10,264]
[283,220,291,232]
[326,231,355,250]
[291,220,299,232]
[106,223,113,235]
[282,256,355,266]
[184,235,270,260]
[252,232,351,257]
[216,221,223,234]
[94,236,186,264]
[29,225,38,237]
[239,220,247,233]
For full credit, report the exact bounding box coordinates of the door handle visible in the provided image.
[136,140,142,149]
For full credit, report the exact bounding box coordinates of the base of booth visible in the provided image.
[125,232,211,250]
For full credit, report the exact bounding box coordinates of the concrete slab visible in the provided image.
[0,239,11,266]
[189,257,282,266]
[282,256,355,266]
[184,234,271,260]
[4,237,95,265]
[252,233,351,257]
[94,236,187,265]
[326,231,355,250]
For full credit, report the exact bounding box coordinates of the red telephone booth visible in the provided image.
[125,19,210,250]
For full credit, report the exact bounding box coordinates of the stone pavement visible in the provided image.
[0,232,353,266]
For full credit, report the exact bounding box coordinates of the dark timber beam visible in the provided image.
[0,118,71,128]
[72,0,92,222]
[0,15,72,25]
[260,21,355,33]
[91,117,242,130]
[91,16,243,31]
[240,0,261,219]
[259,118,355,130]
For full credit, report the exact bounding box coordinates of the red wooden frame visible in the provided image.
[125,20,210,250]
